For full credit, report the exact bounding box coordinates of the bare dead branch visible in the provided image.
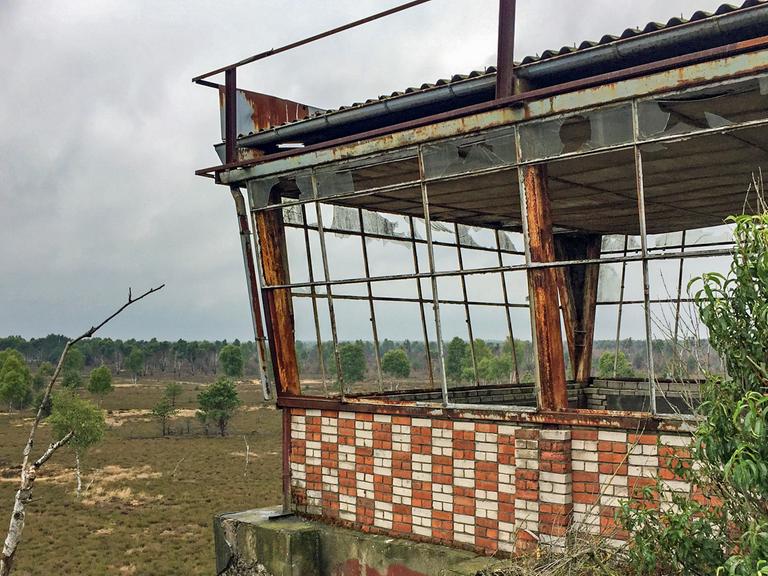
[1,285,164,576]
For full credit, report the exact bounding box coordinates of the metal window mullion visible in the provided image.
[417,147,449,406]
[632,100,657,414]
[454,223,479,387]
[311,176,345,399]
[514,126,542,409]
[409,215,435,389]
[612,235,629,378]
[358,208,384,391]
[301,204,328,394]
[673,230,687,349]
[496,229,520,384]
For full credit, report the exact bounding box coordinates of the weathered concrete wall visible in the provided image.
[214,508,491,576]
[290,409,694,555]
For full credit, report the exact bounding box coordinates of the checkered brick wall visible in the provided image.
[289,408,692,555]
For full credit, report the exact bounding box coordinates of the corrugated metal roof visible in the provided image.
[243,0,767,138]
[519,0,765,64]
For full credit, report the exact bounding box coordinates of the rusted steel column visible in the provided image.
[496,0,517,98]
[554,234,602,384]
[231,186,272,401]
[224,68,237,164]
[254,208,301,397]
[523,164,568,411]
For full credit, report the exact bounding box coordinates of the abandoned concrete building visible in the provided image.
[196,1,768,573]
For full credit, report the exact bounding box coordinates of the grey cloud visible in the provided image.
[0,0,729,341]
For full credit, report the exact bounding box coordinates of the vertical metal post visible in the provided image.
[358,208,384,391]
[312,180,345,398]
[612,235,629,378]
[632,101,657,413]
[454,224,479,386]
[515,128,542,403]
[224,68,237,164]
[301,205,328,394]
[496,0,517,99]
[495,229,520,384]
[232,187,272,401]
[409,216,435,389]
[417,146,450,406]
[673,230,687,347]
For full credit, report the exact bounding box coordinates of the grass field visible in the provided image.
[0,377,282,575]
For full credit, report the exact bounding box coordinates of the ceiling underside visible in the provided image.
[327,127,767,236]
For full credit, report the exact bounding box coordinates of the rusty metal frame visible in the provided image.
[234,53,764,420]
[199,36,768,179]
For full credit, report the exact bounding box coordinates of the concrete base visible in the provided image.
[214,507,499,576]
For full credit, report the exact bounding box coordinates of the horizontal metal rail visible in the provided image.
[193,0,433,82]
[263,247,733,290]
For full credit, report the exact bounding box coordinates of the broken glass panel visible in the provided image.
[518,104,633,163]
[637,76,768,141]
[421,127,517,179]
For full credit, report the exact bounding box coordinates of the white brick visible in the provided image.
[306,409,321,417]
[373,414,392,423]
[628,454,659,467]
[498,425,518,436]
[339,411,356,419]
[660,434,691,448]
[412,418,431,428]
[540,429,570,441]
[540,471,570,484]
[454,421,475,431]
[598,430,627,443]
[573,449,598,462]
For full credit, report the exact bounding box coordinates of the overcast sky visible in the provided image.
[0,0,731,342]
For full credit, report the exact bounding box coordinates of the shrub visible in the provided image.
[619,213,768,575]
[197,377,241,436]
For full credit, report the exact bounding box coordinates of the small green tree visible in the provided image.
[381,349,410,379]
[620,213,768,575]
[596,351,635,378]
[0,350,32,411]
[61,370,82,389]
[338,342,366,384]
[445,337,467,382]
[48,391,105,497]
[32,362,53,392]
[151,398,176,437]
[62,347,85,374]
[197,377,241,436]
[219,344,243,378]
[87,365,113,404]
[164,382,183,408]
[125,347,144,384]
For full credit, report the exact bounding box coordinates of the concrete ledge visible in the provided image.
[214,507,498,576]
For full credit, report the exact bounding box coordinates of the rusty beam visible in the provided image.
[496,0,516,98]
[523,164,568,411]
[254,202,301,396]
[197,35,768,177]
[231,186,273,401]
[192,0,432,83]
[225,68,237,164]
[554,233,602,383]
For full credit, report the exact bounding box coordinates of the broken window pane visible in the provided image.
[518,104,633,162]
[637,76,768,141]
[421,126,517,179]
[248,171,313,208]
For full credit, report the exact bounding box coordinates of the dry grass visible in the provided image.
[0,378,282,575]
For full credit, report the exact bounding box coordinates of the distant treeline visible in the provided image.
[0,334,720,382]
[0,335,258,377]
